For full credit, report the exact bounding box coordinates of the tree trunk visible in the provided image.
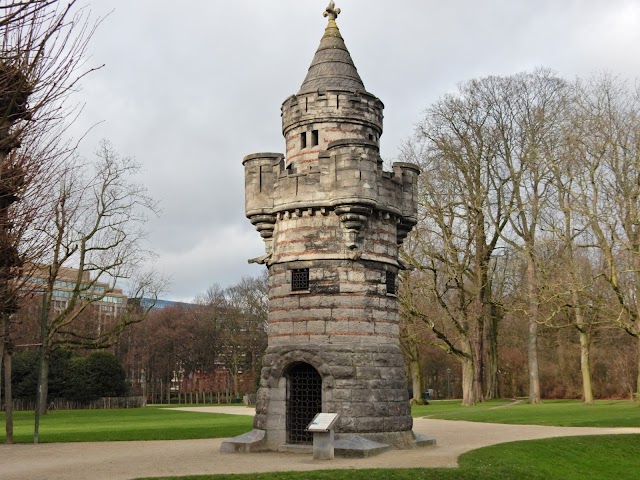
[461,356,476,406]
[579,327,594,404]
[510,368,517,399]
[141,368,147,401]
[485,306,500,400]
[472,317,485,403]
[636,336,640,401]
[37,349,50,415]
[232,372,239,399]
[573,287,594,405]
[403,337,422,401]
[473,210,488,404]
[0,320,4,409]
[3,344,13,444]
[528,317,541,403]
[410,355,422,402]
[526,254,541,404]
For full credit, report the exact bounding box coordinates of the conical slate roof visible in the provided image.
[298,3,365,95]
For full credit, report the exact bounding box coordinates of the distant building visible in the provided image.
[23,265,127,315]
[137,298,196,310]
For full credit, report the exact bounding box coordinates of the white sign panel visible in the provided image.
[307,413,339,432]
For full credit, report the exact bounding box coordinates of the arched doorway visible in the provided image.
[286,362,322,444]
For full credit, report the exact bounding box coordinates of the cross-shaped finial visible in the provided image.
[324,1,341,20]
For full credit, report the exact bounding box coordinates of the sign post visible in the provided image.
[306,413,339,460]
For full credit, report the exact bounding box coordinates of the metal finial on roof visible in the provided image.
[324,1,341,21]
[297,0,364,94]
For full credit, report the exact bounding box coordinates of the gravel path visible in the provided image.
[1,406,639,480]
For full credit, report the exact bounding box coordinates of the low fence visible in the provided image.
[146,391,249,405]
[6,392,257,410]
[10,396,146,411]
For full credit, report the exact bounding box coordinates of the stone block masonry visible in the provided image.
[222,2,431,455]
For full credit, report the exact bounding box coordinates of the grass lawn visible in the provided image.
[2,399,638,443]
[134,434,640,480]
[147,404,221,407]
[412,399,640,427]
[0,407,253,443]
[2,402,639,479]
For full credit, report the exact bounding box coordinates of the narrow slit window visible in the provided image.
[386,271,396,295]
[311,130,319,147]
[292,268,310,291]
[300,132,307,149]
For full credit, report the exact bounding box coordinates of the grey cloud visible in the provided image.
[66,0,640,300]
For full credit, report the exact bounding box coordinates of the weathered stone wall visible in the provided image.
[267,259,400,345]
[269,210,398,265]
[243,33,421,450]
[254,343,412,449]
[253,203,413,449]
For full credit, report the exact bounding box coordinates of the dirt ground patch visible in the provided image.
[2,407,639,480]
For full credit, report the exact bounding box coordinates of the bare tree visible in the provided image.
[535,240,606,404]
[228,274,268,380]
[119,275,268,403]
[199,275,268,398]
[398,287,425,403]
[32,139,160,413]
[483,69,568,404]
[569,75,640,398]
[400,77,510,405]
[399,69,571,405]
[136,305,196,404]
[536,106,607,404]
[1,0,100,443]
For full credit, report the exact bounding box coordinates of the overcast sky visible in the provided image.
[67,0,640,302]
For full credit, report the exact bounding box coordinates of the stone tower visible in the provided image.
[235,3,428,453]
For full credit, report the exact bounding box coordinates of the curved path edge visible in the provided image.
[1,407,639,480]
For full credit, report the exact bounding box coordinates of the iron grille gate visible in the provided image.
[286,363,322,444]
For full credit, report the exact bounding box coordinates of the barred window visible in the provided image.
[386,271,396,295]
[292,268,310,291]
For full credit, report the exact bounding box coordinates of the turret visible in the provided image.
[244,3,419,258]
[228,2,432,455]
[281,2,383,173]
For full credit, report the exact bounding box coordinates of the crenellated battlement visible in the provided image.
[243,139,419,254]
[282,89,384,137]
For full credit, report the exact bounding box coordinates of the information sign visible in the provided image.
[306,413,339,432]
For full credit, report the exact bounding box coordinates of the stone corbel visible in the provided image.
[396,217,417,246]
[250,214,276,238]
[250,214,277,254]
[335,205,372,249]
